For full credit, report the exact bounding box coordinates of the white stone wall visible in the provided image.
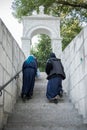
[0,19,25,128]
[62,26,87,123]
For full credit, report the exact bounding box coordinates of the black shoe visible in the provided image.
[49,99,58,104]
[26,95,32,100]
[22,95,26,102]
[21,93,23,98]
[53,99,58,104]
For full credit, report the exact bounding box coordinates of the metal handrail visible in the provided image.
[0,70,22,96]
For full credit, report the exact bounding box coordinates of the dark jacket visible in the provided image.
[45,57,66,80]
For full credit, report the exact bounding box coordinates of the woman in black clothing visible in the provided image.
[45,52,66,103]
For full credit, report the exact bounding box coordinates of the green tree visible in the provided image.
[12,0,87,50]
[12,0,87,20]
[31,34,52,71]
[61,18,82,50]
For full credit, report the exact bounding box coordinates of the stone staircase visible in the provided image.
[3,72,87,130]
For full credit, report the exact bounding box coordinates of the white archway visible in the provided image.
[21,10,62,58]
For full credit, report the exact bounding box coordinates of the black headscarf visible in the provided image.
[50,52,56,58]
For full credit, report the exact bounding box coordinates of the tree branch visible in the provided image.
[56,0,87,9]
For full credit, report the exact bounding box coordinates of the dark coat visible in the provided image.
[45,52,66,100]
[45,58,66,80]
[22,57,37,97]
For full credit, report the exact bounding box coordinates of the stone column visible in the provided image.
[21,37,31,58]
[51,38,62,59]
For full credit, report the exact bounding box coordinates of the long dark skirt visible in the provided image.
[46,77,63,100]
[22,68,36,97]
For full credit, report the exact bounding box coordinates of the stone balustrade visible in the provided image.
[62,25,87,124]
[0,19,25,129]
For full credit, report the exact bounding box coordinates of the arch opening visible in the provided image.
[27,26,53,39]
[22,15,62,59]
[31,33,52,71]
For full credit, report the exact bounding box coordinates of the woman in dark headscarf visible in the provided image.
[45,52,66,104]
[21,55,37,101]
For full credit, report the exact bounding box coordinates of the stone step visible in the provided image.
[4,73,87,130]
[4,95,87,130]
[4,124,87,130]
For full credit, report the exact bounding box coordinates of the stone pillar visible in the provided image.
[21,37,31,58]
[51,38,62,59]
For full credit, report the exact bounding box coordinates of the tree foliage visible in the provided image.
[12,0,87,70]
[12,0,87,50]
[31,34,52,71]
[61,18,82,50]
[12,0,87,20]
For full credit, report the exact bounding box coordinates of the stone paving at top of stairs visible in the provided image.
[4,72,87,130]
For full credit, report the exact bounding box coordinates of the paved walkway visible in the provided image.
[4,73,87,130]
